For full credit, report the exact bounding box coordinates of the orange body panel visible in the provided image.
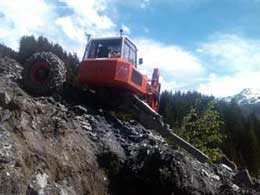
[78,58,148,95]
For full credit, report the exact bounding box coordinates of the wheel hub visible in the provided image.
[31,62,50,83]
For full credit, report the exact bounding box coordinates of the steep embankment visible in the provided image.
[0,57,259,195]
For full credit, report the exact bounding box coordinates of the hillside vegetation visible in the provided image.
[159,91,260,177]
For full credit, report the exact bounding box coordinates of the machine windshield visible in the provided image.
[87,39,122,59]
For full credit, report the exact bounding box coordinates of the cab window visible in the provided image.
[86,39,122,59]
[129,48,136,66]
[123,40,137,66]
[123,43,130,61]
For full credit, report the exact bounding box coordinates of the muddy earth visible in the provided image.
[0,57,260,195]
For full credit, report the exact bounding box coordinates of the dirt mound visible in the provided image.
[0,57,259,195]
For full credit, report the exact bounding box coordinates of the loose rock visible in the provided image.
[0,91,11,107]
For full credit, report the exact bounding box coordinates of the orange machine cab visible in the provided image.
[78,36,160,111]
[78,36,148,95]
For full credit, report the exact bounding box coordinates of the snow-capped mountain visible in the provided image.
[223,88,260,105]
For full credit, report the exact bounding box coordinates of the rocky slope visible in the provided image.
[0,57,260,195]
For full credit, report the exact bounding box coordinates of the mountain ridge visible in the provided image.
[223,88,260,105]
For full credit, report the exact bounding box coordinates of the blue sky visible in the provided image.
[1,0,260,97]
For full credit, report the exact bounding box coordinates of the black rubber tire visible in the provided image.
[22,52,66,95]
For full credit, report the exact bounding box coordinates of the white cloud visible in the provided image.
[0,28,8,38]
[198,71,260,97]
[57,0,115,33]
[137,39,205,79]
[0,0,55,49]
[0,0,51,31]
[133,38,206,93]
[196,34,260,97]
[54,0,118,57]
[159,76,178,91]
[56,17,85,42]
[198,34,260,73]
[0,0,118,56]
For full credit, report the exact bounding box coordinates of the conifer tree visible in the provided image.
[181,102,225,161]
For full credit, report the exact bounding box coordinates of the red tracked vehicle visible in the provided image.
[22,33,161,112]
